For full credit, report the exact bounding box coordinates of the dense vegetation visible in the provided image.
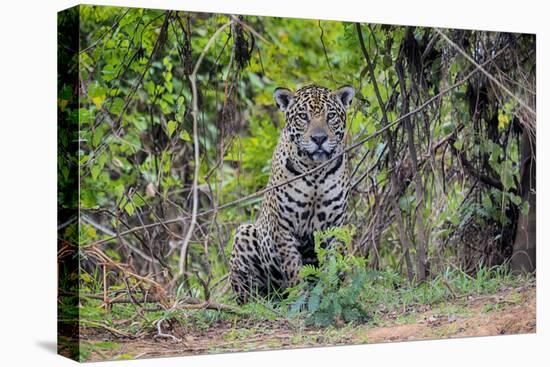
[57,5,536,360]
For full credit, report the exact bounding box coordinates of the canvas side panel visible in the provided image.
[57,5,80,362]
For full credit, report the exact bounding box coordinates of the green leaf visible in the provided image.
[501,169,515,191]
[90,165,101,180]
[88,81,107,109]
[113,184,125,200]
[131,115,148,131]
[79,108,92,125]
[124,202,135,216]
[300,264,319,278]
[399,195,415,211]
[109,97,125,115]
[482,194,493,212]
[289,294,306,316]
[167,120,178,137]
[441,121,455,135]
[328,257,338,286]
[521,201,530,216]
[307,283,323,313]
[332,297,342,317]
[311,312,332,327]
[342,307,360,322]
[498,109,510,130]
[180,130,192,142]
[509,193,522,206]
[88,81,106,98]
[453,140,463,150]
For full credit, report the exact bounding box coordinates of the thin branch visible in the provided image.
[68,291,239,313]
[318,20,335,83]
[229,15,272,45]
[85,11,170,167]
[434,29,536,118]
[155,318,182,342]
[449,141,504,191]
[79,320,138,338]
[81,215,160,264]
[176,20,234,281]
[355,23,390,126]
[356,22,415,280]
[396,51,429,282]
[87,42,510,247]
[79,8,131,54]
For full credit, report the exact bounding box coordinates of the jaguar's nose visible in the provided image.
[311,132,328,146]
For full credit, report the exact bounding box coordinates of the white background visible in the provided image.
[0,0,547,366]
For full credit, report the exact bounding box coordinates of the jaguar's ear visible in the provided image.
[332,85,355,109]
[273,88,295,112]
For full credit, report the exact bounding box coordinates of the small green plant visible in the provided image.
[285,226,369,327]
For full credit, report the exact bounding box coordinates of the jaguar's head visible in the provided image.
[273,85,355,163]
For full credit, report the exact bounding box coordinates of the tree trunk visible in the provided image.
[511,130,536,273]
[396,55,429,283]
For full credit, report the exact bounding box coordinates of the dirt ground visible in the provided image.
[78,283,536,362]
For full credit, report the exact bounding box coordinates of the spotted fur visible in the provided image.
[229,85,355,303]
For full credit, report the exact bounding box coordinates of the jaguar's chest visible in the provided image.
[275,156,348,237]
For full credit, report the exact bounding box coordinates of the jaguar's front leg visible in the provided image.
[277,232,304,288]
[229,224,266,303]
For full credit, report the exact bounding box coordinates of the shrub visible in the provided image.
[285,226,369,327]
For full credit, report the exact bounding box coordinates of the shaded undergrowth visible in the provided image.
[74,262,531,335]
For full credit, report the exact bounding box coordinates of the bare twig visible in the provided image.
[81,215,160,264]
[356,22,416,280]
[229,15,271,45]
[434,29,536,118]
[87,41,511,247]
[175,298,240,313]
[155,318,182,342]
[84,245,166,301]
[396,51,429,282]
[175,21,234,282]
[79,8,131,54]
[85,12,170,169]
[318,20,335,83]
[79,320,137,338]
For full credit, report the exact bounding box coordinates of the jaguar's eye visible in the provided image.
[327,112,336,120]
[298,113,309,121]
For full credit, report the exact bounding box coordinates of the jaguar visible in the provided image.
[229,84,355,303]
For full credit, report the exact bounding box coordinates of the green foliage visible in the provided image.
[224,113,279,195]
[284,227,528,328]
[285,226,370,327]
[59,7,535,358]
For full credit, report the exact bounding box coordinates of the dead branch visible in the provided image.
[356,22,416,280]
[448,140,504,191]
[86,42,511,248]
[229,15,271,45]
[435,29,535,118]
[80,320,140,338]
[155,317,182,342]
[396,50,429,282]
